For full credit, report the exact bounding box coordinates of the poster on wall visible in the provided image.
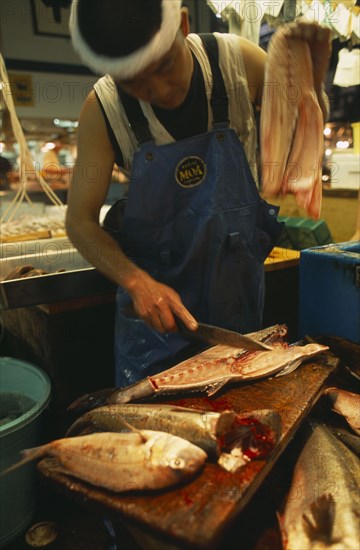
[31,0,71,38]
[8,74,35,107]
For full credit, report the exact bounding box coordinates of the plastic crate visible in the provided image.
[277,216,333,250]
[276,219,294,249]
[299,242,360,342]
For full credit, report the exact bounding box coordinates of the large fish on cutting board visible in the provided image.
[1,431,207,493]
[261,21,331,219]
[66,404,282,472]
[69,324,329,412]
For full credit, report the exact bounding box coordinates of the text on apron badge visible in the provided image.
[175,156,206,188]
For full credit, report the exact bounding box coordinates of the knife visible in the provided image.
[177,320,273,352]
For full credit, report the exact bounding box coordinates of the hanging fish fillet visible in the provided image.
[69,324,329,412]
[260,22,329,219]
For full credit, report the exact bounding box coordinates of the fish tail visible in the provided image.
[67,387,118,414]
[0,445,47,476]
[276,510,288,550]
[110,378,155,404]
[65,417,96,437]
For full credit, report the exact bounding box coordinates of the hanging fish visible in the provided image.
[261,21,331,219]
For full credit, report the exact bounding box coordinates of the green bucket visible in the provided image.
[0,357,51,548]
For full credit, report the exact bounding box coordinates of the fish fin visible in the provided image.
[302,494,340,545]
[345,364,360,382]
[276,510,288,550]
[0,445,47,476]
[116,415,147,443]
[65,420,98,437]
[275,358,303,377]
[205,379,228,396]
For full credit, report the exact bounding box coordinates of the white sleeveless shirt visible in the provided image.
[94,33,258,184]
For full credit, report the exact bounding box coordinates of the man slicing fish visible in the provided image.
[66,1,331,387]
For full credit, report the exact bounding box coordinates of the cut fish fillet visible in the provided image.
[261,27,324,219]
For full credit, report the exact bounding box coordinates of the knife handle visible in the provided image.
[175,316,201,340]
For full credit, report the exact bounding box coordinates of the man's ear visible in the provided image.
[180,7,190,37]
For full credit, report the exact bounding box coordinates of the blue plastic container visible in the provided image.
[299,241,360,342]
[0,358,51,548]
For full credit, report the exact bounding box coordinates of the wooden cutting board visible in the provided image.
[38,351,339,550]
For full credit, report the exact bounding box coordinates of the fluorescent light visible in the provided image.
[336,140,350,149]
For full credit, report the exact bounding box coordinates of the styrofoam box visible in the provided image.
[330,152,360,190]
[299,241,360,343]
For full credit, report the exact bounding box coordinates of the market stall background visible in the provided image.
[0,1,359,549]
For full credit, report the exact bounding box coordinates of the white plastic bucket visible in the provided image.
[0,357,51,548]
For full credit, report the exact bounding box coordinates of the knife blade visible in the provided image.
[177,320,273,352]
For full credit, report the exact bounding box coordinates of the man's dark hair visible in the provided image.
[78,0,162,58]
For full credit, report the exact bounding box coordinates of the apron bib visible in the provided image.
[105,35,283,387]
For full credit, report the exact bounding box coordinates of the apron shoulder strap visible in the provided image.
[116,85,153,145]
[198,33,229,126]
[116,33,229,141]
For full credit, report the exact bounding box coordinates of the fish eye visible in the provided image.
[169,457,186,469]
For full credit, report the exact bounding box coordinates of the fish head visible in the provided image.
[146,431,207,478]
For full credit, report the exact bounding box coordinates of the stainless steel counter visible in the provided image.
[0,238,115,309]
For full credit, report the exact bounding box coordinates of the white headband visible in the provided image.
[69,0,182,79]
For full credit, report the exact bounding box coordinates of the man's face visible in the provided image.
[116,32,193,109]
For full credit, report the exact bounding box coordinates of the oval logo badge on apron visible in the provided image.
[175,156,206,188]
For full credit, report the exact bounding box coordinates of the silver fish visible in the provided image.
[69,324,328,411]
[279,423,360,550]
[1,431,207,493]
[66,404,282,466]
[66,404,236,457]
[324,387,360,435]
[328,426,360,458]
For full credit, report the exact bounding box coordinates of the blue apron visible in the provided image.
[106,35,283,387]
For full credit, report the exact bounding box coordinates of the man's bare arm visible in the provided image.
[238,36,267,107]
[66,90,197,333]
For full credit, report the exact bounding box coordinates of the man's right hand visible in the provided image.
[125,269,198,334]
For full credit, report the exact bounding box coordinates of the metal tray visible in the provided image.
[0,247,115,309]
[0,236,72,259]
